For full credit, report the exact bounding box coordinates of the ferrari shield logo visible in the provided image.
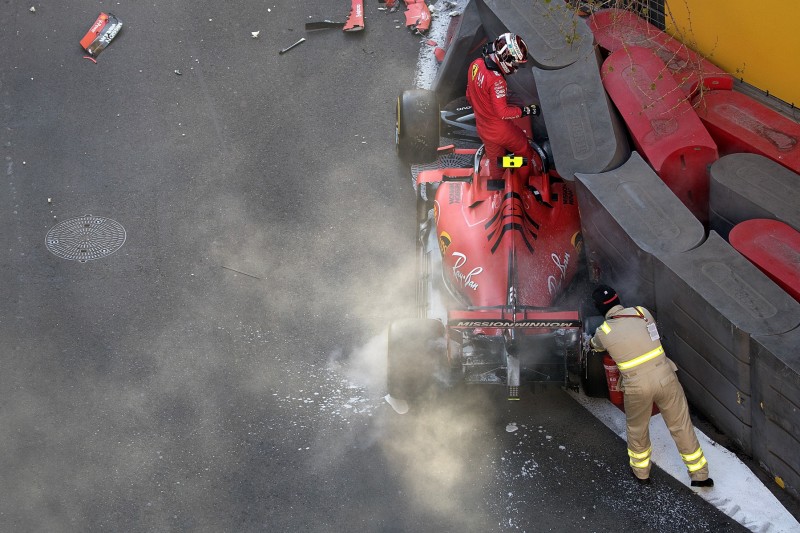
[471,64,479,80]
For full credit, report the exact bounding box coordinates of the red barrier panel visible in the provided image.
[588,8,732,97]
[602,46,718,222]
[729,219,800,302]
[693,89,800,175]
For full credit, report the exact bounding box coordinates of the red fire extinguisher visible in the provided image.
[603,353,625,410]
[602,354,660,415]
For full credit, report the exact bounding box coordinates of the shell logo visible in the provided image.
[438,231,452,256]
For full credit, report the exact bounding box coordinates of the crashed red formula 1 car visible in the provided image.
[389,91,596,404]
[389,69,599,402]
[387,1,618,407]
[387,0,624,403]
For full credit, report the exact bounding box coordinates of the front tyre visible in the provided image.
[396,89,440,164]
[387,318,446,402]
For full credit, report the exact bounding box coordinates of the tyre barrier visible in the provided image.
[600,46,718,224]
[432,0,630,182]
[654,232,800,455]
[580,161,800,496]
[730,219,800,302]
[575,151,705,312]
[477,0,595,70]
[588,7,732,98]
[430,0,596,112]
[709,153,800,240]
[751,326,800,500]
[693,88,800,175]
[533,48,630,181]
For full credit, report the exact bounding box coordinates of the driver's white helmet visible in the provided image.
[493,32,528,75]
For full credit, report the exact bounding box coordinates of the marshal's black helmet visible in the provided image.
[592,285,620,316]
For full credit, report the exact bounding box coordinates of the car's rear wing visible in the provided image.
[448,309,581,329]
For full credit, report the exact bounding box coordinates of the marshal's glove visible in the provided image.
[582,333,596,351]
[521,104,540,117]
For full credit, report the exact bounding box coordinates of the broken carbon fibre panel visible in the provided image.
[305,20,345,30]
[80,12,123,57]
[403,0,431,34]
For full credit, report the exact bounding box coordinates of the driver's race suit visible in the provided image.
[590,304,711,483]
[465,57,533,179]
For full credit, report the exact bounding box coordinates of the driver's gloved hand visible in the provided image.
[521,104,540,117]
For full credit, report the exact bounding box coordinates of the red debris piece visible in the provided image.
[80,12,123,57]
[343,0,364,32]
[403,0,431,34]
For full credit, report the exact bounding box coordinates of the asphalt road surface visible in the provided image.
[0,1,755,531]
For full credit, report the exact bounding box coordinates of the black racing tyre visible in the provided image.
[582,350,609,398]
[387,318,446,401]
[581,315,609,398]
[582,314,604,336]
[396,89,440,164]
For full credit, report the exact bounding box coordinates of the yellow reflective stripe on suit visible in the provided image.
[600,322,611,334]
[616,346,665,370]
[628,447,651,468]
[686,456,708,472]
[682,447,708,472]
[681,447,704,462]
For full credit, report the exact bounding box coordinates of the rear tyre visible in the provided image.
[387,318,446,402]
[581,315,609,398]
[582,350,609,398]
[396,89,440,164]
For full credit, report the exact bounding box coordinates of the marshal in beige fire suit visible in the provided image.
[590,304,711,483]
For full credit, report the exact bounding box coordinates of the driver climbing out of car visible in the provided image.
[465,32,540,182]
[588,285,714,488]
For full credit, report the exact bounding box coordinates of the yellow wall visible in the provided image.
[664,0,800,106]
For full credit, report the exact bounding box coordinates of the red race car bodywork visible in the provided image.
[392,94,590,402]
[420,149,582,312]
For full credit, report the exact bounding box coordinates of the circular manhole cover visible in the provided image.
[45,215,126,262]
